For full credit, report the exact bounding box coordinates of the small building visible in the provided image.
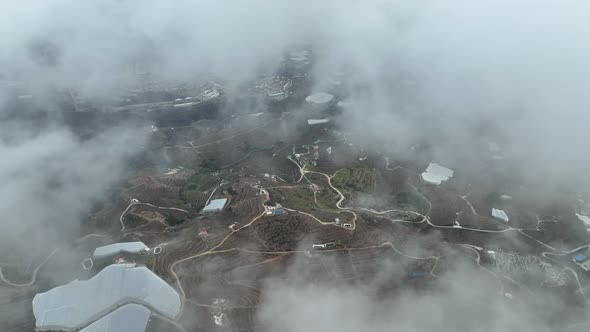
[93,242,150,260]
[574,254,588,263]
[114,258,127,264]
[573,253,590,271]
[576,213,590,227]
[203,198,228,213]
[305,92,334,109]
[492,208,510,223]
[272,209,285,216]
[312,242,335,249]
[307,118,330,126]
[421,163,454,185]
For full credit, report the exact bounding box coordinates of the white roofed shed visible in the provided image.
[577,213,590,226]
[307,119,330,125]
[305,92,334,105]
[492,208,510,222]
[203,198,228,213]
[421,163,454,185]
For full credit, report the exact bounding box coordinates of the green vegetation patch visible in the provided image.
[268,187,315,211]
[394,191,430,215]
[180,167,219,206]
[183,167,219,192]
[165,214,187,226]
[331,168,375,196]
[315,186,340,208]
[304,173,340,209]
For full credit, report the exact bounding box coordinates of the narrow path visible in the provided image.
[73,233,107,244]
[381,241,440,278]
[0,249,58,287]
[564,267,590,304]
[204,182,225,208]
[460,195,479,216]
[120,200,190,232]
[459,244,504,294]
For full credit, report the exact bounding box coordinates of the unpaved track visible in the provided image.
[0,249,58,287]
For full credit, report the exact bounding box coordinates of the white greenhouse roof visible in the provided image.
[307,119,330,125]
[305,92,334,105]
[577,213,590,226]
[32,264,181,331]
[492,208,510,222]
[93,242,149,260]
[421,163,454,185]
[203,198,228,212]
[79,304,151,332]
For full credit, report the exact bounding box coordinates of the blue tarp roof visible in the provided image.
[574,254,588,263]
[409,271,427,278]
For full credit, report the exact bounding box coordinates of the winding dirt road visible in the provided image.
[0,249,58,287]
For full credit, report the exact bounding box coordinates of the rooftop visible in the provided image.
[203,198,228,213]
[305,92,334,105]
[574,254,588,263]
[32,264,181,331]
[420,163,454,185]
[79,304,151,332]
[576,213,590,226]
[93,242,149,260]
[307,118,330,125]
